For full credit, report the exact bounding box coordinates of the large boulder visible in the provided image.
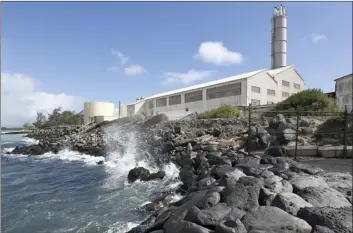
[264,175,293,194]
[221,176,262,211]
[215,219,247,233]
[270,192,313,216]
[322,172,353,197]
[297,206,352,233]
[164,220,212,233]
[289,175,329,192]
[128,167,151,183]
[196,192,221,210]
[242,206,312,233]
[186,203,232,227]
[297,187,352,208]
[141,114,169,128]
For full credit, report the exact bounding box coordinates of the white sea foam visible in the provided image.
[2,147,15,153]
[21,137,39,145]
[105,221,139,233]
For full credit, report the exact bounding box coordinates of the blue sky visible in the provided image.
[1,2,352,126]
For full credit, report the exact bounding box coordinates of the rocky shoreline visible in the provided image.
[10,114,353,233]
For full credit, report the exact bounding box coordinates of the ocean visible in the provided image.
[1,132,181,233]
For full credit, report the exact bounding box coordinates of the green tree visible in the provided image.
[33,112,47,128]
[23,123,36,131]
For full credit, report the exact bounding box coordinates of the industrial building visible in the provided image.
[83,101,127,124]
[335,74,353,112]
[126,5,304,119]
[126,66,304,119]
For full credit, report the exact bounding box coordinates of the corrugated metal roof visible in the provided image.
[130,66,294,105]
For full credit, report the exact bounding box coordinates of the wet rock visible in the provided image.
[163,141,175,153]
[297,206,352,233]
[297,187,352,208]
[149,171,166,180]
[242,206,312,233]
[270,192,313,216]
[128,167,151,183]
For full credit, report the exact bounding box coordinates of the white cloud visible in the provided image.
[311,33,327,44]
[124,65,146,76]
[194,41,243,65]
[1,72,85,127]
[162,69,216,86]
[111,49,129,66]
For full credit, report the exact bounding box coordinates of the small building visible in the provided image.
[335,74,353,112]
[127,65,304,120]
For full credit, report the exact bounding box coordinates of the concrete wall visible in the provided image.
[119,104,128,118]
[147,79,247,115]
[336,74,352,112]
[83,102,115,124]
[271,67,304,101]
[247,71,279,106]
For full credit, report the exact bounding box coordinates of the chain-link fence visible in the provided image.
[246,104,353,159]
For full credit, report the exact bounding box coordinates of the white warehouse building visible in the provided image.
[127,65,304,119]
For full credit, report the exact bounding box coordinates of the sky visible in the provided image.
[1,2,352,127]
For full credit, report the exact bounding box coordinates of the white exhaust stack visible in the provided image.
[271,5,287,69]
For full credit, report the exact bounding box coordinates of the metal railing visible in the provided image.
[246,104,353,159]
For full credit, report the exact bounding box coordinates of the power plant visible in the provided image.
[271,5,287,69]
[84,5,304,123]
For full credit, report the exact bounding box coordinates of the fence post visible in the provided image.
[294,108,300,160]
[247,104,252,154]
[343,106,348,158]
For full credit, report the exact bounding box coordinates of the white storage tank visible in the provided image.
[83,102,115,124]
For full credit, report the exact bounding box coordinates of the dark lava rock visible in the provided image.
[297,206,352,233]
[312,225,335,233]
[96,160,104,165]
[128,167,151,183]
[242,206,312,233]
[215,219,247,233]
[149,171,166,180]
[221,176,262,211]
[187,203,232,227]
[164,220,212,233]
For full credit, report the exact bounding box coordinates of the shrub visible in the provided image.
[265,89,340,116]
[198,105,240,119]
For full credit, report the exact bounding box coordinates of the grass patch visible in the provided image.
[198,105,240,119]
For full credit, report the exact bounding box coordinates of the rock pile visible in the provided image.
[125,117,352,233]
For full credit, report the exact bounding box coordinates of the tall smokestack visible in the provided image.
[271,5,287,69]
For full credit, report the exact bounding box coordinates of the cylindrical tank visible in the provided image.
[83,102,115,124]
[271,5,287,69]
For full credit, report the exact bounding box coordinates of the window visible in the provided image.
[293,83,301,90]
[282,92,289,97]
[206,83,241,100]
[148,101,153,109]
[251,86,260,93]
[251,99,260,106]
[169,95,181,105]
[267,89,276,96]
[156,97,167,107]
[267,101,275,104]
[282,80,290,87]
[185,90,203,103]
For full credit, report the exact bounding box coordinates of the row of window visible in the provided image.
[282,80,301,90]
[251,84,300,95]
[251,100,275,106]
[155,83,242,107]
